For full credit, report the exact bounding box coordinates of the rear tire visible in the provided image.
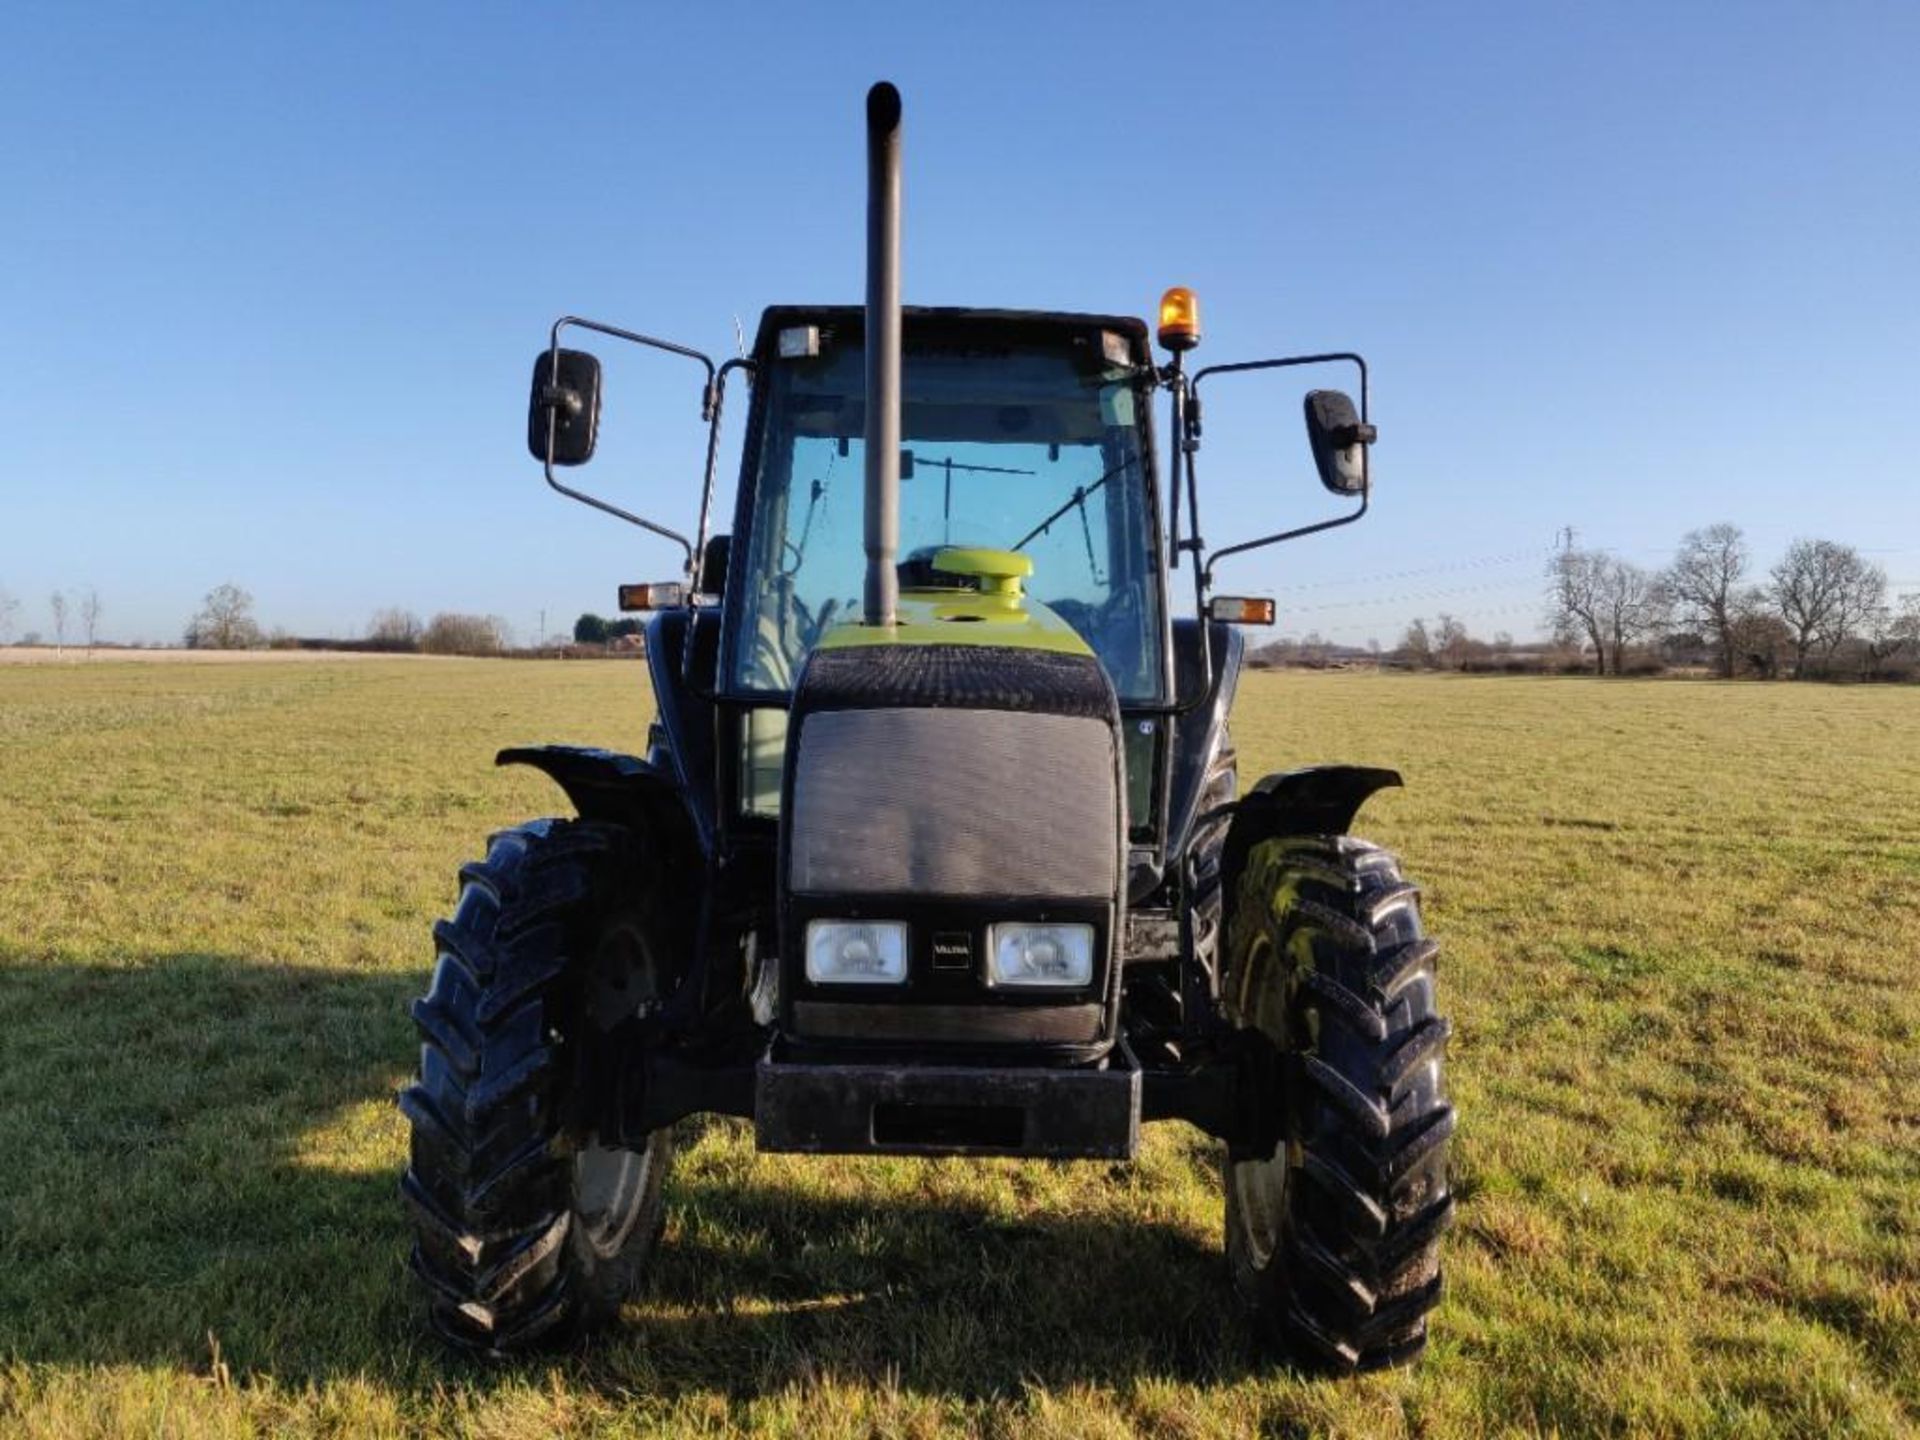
[1222,835,1454,1371]
[399,819,676,1355]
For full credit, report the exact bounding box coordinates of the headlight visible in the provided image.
[805,920,909,985]
[986,923,1095,988]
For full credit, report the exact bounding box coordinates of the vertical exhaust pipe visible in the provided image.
[863,81,903,628]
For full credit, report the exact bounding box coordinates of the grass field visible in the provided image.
[1,660,1915,1438]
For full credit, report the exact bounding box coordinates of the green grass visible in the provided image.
[1,660,1916,1437]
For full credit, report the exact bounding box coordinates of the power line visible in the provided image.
[1281,577,1551,614]
[1266,545,1552,593]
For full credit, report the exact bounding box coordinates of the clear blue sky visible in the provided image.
[3,2,1916,646]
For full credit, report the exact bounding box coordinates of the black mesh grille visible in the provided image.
[797,643,1116,721]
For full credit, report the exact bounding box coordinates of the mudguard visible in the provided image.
[1217,765,1403,904]
[495,745,703,860]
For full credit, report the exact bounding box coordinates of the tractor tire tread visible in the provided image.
[400,817,673,1358]
[1225,835,1452,1374]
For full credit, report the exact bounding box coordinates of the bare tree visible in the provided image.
[1770,539,1872,678]
[1399,617,1433,669]
[49,590,69,656]
[367,607,424,651]
[1435,613,1472,670]
[0,586,18,645]
[1598,560,1665,674]
[1665,524,1748,678]
[1861,594,1920,679]
[186,583,263,650]
[1730,591,1790,679]
[79,587,102,656]
[1826,553,1886,670]
[1548,551,1607,674]
[422,612,507,656]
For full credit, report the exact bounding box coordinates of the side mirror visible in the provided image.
[527,348,603,466]
[1303,389,1374,496]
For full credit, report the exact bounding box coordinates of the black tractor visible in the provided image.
[400,83,1452,1373]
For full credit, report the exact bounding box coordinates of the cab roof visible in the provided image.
[752,306,1153,366]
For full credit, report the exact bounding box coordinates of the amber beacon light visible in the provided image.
[1157,286,1202,352]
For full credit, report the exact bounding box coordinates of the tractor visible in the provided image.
[400,83,1452,1373]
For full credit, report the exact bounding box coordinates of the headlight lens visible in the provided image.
[804,920,909,985]
[986,923,1095,988]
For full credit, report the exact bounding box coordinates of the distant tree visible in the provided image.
[1665,524,1748,679]
[1399,617,1433,669]
[1598,559,1665,675]
[367,607,424,651]
[1856,593,1918,679]
[423,612,507,656]
[1769,539,1883,678]
[1729,597,1791,679]
[1435,613,1472,670]
[79,587,102,656]
[1826,553,1887,672]
[608,618,643,640]
[1548,550,1607,674]
[574,613,610,645]
[49,590,69,655]
[0,586,18,644]
[186,583,263,650]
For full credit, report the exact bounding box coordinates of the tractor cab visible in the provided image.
[718,308,1171,840]
[721,307,1167,706]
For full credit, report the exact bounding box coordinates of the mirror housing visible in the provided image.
[527,348,602,467]
[1304,389,1374,496]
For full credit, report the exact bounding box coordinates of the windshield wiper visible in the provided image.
[1010,455,1137,553]
[910,453,1036,544]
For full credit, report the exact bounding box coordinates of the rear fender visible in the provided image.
[1217,765,1402,905]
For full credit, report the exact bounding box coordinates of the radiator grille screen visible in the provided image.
[788,707,1118,897]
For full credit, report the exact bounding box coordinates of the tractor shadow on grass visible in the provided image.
[0,953,1262,1401]
[621,1160,1257,1399]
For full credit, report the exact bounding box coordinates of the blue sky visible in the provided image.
[2,2,1915,646]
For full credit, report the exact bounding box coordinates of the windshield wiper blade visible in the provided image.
[1011,455,1136,552]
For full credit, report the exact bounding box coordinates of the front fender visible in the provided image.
[496,745,706,859]
[1217,764,1402,904]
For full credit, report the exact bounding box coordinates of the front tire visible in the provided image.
[1223,835,1454,1371]
[399,819,675,1354]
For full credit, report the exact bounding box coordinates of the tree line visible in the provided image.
[1541,525,1916,680]
[0,585,105,654]
[180,586,515,656]
[1,580,614,658]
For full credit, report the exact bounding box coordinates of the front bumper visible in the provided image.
[754,1041,1141,1159]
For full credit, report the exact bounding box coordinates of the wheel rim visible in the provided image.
[1229,932,1290,1270]
[570,910,661,1258]
[574,1141,654,1258]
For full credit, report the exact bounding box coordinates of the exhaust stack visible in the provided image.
[863,81,903,628]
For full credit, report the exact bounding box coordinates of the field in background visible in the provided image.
[0,661,1915,1438]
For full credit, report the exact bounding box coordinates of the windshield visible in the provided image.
[730,323,1165,702]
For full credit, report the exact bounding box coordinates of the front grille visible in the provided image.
[787,706,1119,898]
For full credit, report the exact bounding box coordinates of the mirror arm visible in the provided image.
[1201,487,1370,590]
[540,316,724,575]
[1188,349,1373,590]
[1191,350,1369,391]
